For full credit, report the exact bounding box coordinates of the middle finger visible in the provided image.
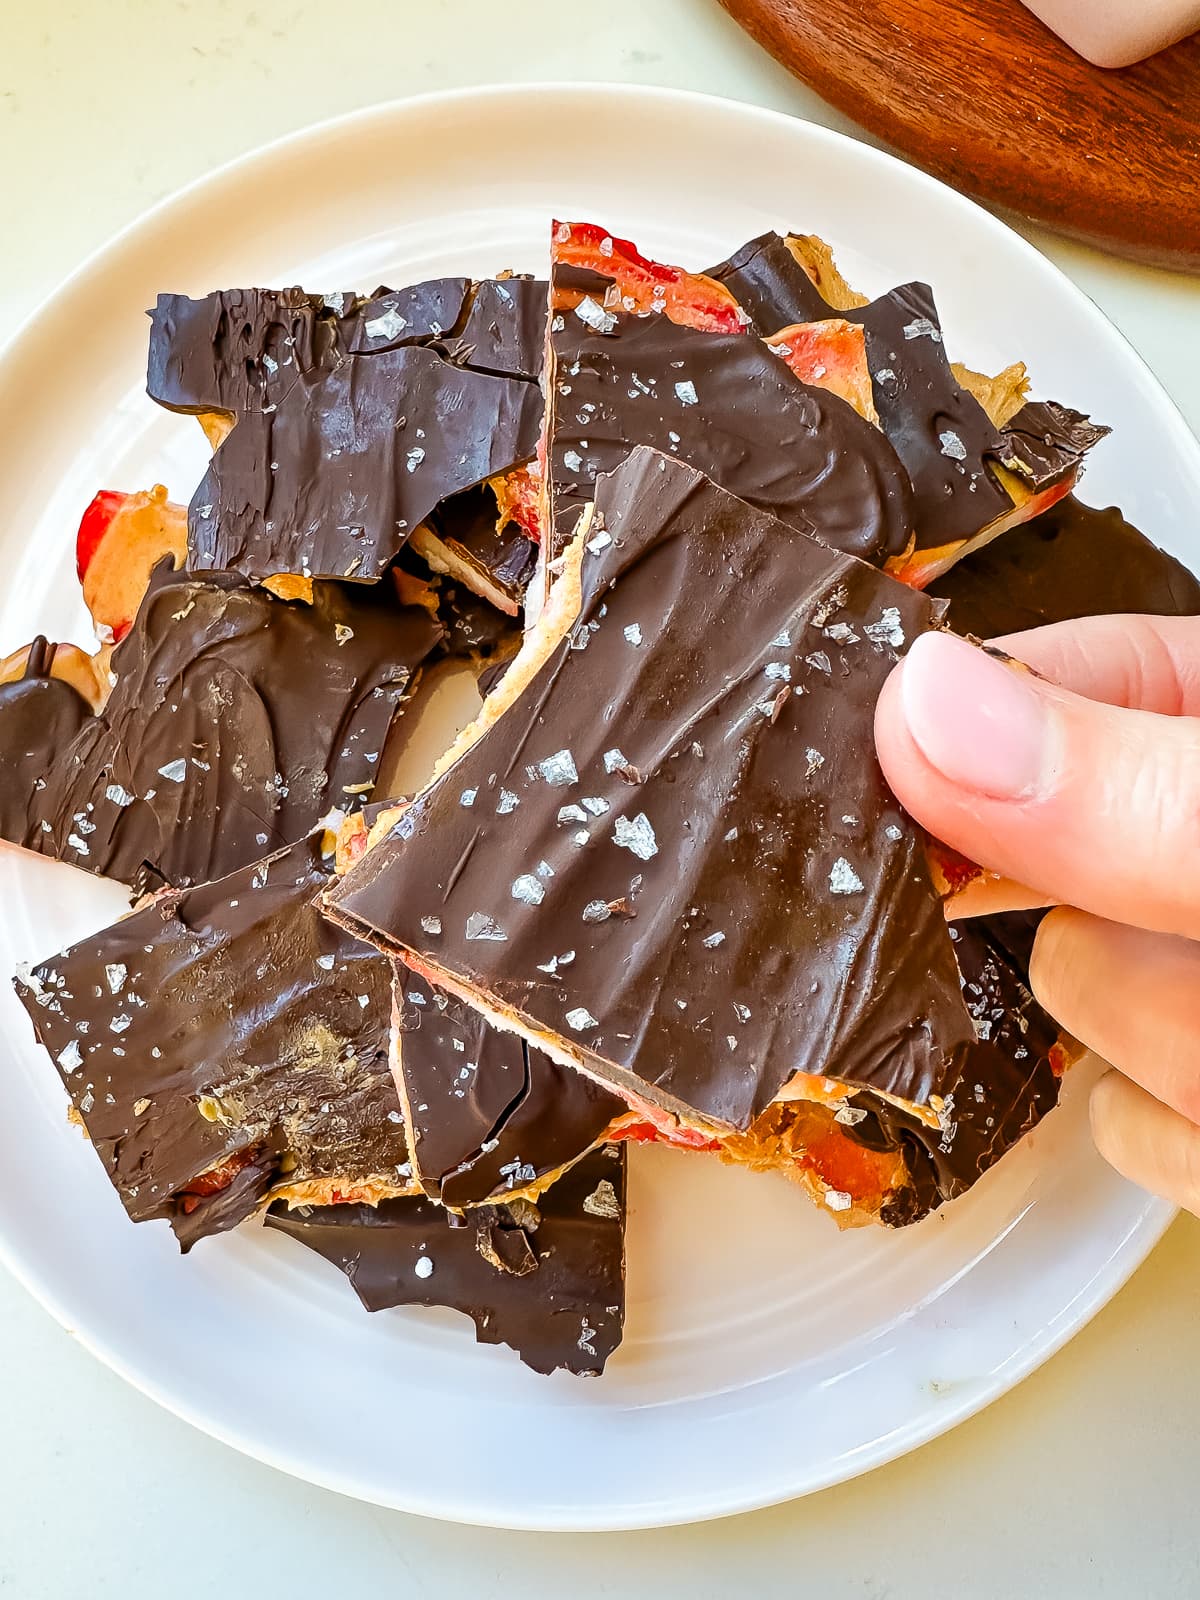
[1031,908,1200,1126]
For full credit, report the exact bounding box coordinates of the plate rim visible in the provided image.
[0,80,1184,1531]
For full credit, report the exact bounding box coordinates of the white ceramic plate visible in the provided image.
[0,85,1191,1532]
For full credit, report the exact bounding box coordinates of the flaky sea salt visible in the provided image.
[829,857,865,895]
[612,813,657,860]
[537,750,578,786]
[903,318,941,343]
[865,608,905,649]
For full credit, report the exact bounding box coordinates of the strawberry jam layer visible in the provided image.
[552,221,748,335]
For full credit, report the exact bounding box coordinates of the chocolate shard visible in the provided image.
[4,560,441,894]
[0,639,94,843]
[148,282,543,585]
[395,968,625,1208]
[932,492,1200,983]
[847,283,1016,552]
[343,279,472,353]
[865,921,1064,1224]
[710,239,1106,574]
[441,277,547,380]
[327,446,974,1134]
[12,833,407,1251]
[412,484,538,617]
[932,492,1200,637]
[265,1144,627,1376]
[146,288,337,418]
[998,401,1113,494]
[428,570,524,689]
[705,230,833,334]
[547,263,913,567]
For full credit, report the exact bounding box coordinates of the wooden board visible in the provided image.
[721,0,1200,272]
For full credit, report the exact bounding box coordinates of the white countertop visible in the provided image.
[3,2,1200,1592]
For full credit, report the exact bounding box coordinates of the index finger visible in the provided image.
[991,612,1200,716]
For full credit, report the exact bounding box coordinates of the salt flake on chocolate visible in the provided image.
[364,306,409,342]
[56,1040,82,1074]
[511,874,545,906]
[465,912,507,942]
[903,318,941,343]
[865,608,905,649]
[537,750,578,786]
[575,297,618,335]
[565,1007,599,1032]
[829,858,864,895]
[613,813,657,861]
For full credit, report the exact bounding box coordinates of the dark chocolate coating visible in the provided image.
[931,494,1200,637]
[0,639,92,844]
[265,1145,626,1376]
[999,401,1109,493]
[8,563,441,894]
[859,920,1062,1224]
[708,244,1104,555]
[147,288,338,417]
[428,485,538,610]
[344,280,472,353]
[848,283,1016,551]
[548,279,913,565]
[395,968,624,1208]
[12,833,404,1250]
[328,447,974,1132]
[432,578,523,679]
[148,284,542,585]
[443,277,547,380]
[705,231,832,335]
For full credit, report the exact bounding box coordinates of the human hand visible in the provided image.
[875,614,1200,1215]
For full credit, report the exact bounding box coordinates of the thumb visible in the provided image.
[875,629,1200,940]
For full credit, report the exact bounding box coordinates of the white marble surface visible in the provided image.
[2,2,1199,1593]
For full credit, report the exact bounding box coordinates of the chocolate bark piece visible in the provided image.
[847,283,1017,552]
[1000,401,1110,494]
[148,283,543,585]
[931,493,1200,636]
[327,447,974,1133]
[7,561,441,895]
[12,833,407,1251]
[441,277,547,380]
[705,230,833,334]
[395,968,625,1208]
[412,484,538,616]
[0,639,94,844]
[265,1145,626,1375]
[851,920,1064,1225]
[708,239,1105,572]
[547,276,913,566]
